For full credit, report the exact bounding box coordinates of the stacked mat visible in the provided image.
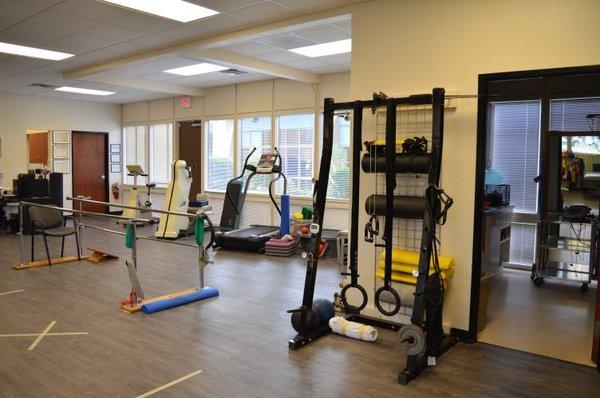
[376,249,455,285]
[265,237,297,257]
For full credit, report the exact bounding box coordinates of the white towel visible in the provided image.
[329,316,378,342]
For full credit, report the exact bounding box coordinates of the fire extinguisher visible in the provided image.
[112,182,120,200]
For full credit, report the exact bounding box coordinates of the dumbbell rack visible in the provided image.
[288,88,456,385]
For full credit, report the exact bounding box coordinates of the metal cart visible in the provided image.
[532,214,598,291]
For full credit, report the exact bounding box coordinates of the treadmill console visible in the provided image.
[256,154,277,174]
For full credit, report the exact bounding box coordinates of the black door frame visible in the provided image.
[71,131,109,213]
[468,64,600,341]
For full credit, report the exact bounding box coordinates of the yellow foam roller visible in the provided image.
[376,267,452,284]
[381,249,454,269]
[378,261,454,277]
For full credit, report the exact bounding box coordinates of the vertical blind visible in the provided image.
[490,101,541,214]
[149,123,173,185]
[239,116,272,193]
[205,119,234,191]
[490,101,541,267]
[277,114,314,197]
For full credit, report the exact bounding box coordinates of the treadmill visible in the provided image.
[214,147,287,253]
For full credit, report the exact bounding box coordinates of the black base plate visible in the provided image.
[288,326,331,350]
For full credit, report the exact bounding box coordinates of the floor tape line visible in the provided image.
[135,369,203,398]
[0,289,24,297]
[27,321,56,351]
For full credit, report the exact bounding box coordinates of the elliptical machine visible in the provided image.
[214,147,289,253]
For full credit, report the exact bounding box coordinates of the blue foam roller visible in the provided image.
[141,287,219,314]
[280,194,290,235]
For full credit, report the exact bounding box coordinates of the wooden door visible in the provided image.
[178,120,202,200]
[72,132,108,213]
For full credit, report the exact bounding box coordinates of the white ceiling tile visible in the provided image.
[272,0,360,12]
[48,31,123,54]
[294,26,350,43]
[52,0,133,23]
[229,1,292,23]
[85,22,146,42]
[0,56,51,79]
[257,33,314,50]
[11,0,63,7]
[0,0,44,30]
[187,0,268,12]
[109,13,180,35]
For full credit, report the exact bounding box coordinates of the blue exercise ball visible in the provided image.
[313,298,335,325]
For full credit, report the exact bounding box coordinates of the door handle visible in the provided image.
[101,175,106,180]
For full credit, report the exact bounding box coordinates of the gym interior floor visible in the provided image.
[1,218,599,397]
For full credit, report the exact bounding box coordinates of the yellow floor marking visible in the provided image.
[0,289,24,296]
[28,321,56,351]
[135,369,203,398]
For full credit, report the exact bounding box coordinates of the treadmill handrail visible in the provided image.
[225,147,257,216]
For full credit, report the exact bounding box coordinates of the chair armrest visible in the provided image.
[31,219,46,234]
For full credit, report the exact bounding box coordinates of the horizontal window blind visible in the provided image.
[509,223,536,266]
[240,116,272,193]
[149,123,173,185]
[123,125,147,185]
[205,119,234,191]
[550,97,600,154]
[328,115,351,200]
[277,113,314,197]
[490,101,541,213]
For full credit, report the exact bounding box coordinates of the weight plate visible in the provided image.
[398,324,425,356]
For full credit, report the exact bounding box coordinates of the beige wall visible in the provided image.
[121,72,352,230]
[0,93,121,208]
[350,0,600,330]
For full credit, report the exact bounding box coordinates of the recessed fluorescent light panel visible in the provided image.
[55,87,115,96]
[289,39,351,58]
[101,0,219,23]
[164,63,227,76]
[0,42,73,61]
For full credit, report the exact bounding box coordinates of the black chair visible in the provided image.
[29,206,81,265]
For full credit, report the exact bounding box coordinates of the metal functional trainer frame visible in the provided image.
[289,88,455,384]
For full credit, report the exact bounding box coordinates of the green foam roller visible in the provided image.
[125,224,134,249]
[194,217,204,246]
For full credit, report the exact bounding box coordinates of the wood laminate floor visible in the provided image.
[1,220,599,397]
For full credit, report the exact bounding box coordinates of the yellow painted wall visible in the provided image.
[350,0,600,330]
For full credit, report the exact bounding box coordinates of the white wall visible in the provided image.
[0,93,121,208]
[122,72,351,230]
[350,0,600,331]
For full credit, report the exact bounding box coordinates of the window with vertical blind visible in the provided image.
[239,116,272,193]
[205,119,234,192]
[490,101,541,213]
[328,114,351,200]
[123,125,147,185]
[149,123,173,185]
[276,113,314,197]
[123,123,173,186]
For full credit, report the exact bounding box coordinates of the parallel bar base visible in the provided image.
[12,256,84,270]
[288,326,331,350]
[84,248,119,264]
[121,288,198,314]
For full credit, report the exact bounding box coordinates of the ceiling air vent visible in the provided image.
[29,83,57,89]
[219,68,248,76]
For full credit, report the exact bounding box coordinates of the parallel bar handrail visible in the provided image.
[20,201,150,223]
[82,224,201,249]
[68,196,198,219]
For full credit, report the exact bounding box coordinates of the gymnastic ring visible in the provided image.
[340,283,368,313]
[374,285,401,316]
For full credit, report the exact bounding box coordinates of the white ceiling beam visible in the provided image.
[187,48,319,84]
[73,73,204,96]
[62,4,355,79]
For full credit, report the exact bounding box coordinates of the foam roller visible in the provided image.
[141,287,219,314]
[365,195,427,219]
[381,249,455,269]
[362,153,430,174]
[329,316,378,342]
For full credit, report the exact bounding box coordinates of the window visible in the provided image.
[490,101,541,267]
[123,123,173,186]
[239,116,272,193]
[205,119,234,191]
[149,123,173,185]
[490,101,541,213]
[277,113,315,197]
[550,97,600,154]
[123,125,147,185]
[328,114,351,200]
